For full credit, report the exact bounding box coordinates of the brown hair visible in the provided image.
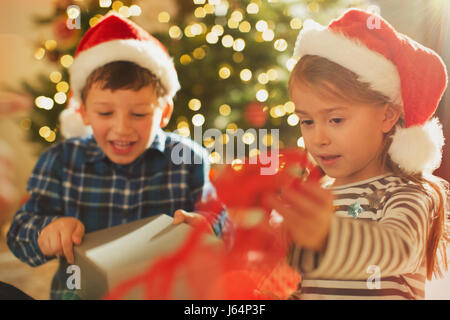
[289,55,449,280]
[80,61,167,103]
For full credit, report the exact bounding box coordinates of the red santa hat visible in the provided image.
[60,12,180,139]
[292,8,448,174]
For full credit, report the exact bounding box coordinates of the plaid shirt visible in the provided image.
[7,129,231,300]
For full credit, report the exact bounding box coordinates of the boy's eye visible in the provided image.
[133,113,149,117]
[98,112,112,116]
[331,118,344,124]
[300,120,314,126]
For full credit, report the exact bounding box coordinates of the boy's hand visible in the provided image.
[37,217,85,264]
[172,209,214,234]
[266,181,334,252]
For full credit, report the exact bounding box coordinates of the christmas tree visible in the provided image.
[20,0,370,158]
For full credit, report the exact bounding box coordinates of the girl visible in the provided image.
[268,9,449,299]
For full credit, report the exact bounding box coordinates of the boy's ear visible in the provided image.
[380,104,401,133]
[79,103,90,125]
[159,102,173,128]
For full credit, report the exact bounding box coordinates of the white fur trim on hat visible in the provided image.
[59,101,92,139]
[293,19,404,107]
[69,39,180,103]
[388,118,444,174]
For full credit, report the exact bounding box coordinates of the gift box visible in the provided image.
[73,214,223,299]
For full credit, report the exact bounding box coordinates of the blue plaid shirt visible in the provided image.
[7,128,231,300]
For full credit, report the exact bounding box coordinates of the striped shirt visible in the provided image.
[6,128,231,300]
[288,173,435,300]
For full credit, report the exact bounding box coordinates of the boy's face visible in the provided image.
[80,82,172,165]
[290,80,392,186]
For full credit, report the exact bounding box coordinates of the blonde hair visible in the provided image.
[289,55,449,280]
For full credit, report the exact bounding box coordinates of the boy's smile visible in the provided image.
[80,82,172,165]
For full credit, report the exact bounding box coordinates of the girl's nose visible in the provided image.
[313,126,331,146]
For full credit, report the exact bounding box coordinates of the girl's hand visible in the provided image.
[37,217,85,264]
[266,181,334,252]
[172,209,214,234]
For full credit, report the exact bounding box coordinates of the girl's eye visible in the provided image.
[331,118,344,124]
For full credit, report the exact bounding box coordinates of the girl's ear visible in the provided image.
[380,104,401,133]
[79,104,90,125]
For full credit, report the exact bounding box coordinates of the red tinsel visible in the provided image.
[105,148,322,300]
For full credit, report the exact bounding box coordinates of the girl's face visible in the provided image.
[291,80,392,186]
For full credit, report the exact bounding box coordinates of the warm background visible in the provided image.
[0,0,449,299]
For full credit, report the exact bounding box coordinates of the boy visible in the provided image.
[7,13,230,300]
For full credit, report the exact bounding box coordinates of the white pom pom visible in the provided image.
[388,118,444,174]
[59,103,92,139]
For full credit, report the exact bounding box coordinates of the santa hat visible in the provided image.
[292,9,448,174]
[60,12,180,138]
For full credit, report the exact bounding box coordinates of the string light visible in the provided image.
[228,18,239,29]
[287,114,300,126]
[274,39,287,51]
[45,40,57,51]
[284,101,295,113]
[129,5,141,16]
[211,25,224,36]
[203,137,215,148]
[49,71,62,83]
[255,20,268,32]
[262,29,275,41]
[158,11,170,23]
[249,148,260,158]
[180,54,192,65]
[219,104,231,116]
[204,4,215,14]
[239,21,251,33]
[118,6,130,18]
[233,52,244,63]
[193,47,206,59]
[231,159,244,171]
[193,0,206,4]
[67,6,80,19]
[286,57,297,71]
[35,96,54,110]
[230,10,244,22]
[192,114,205,126]
[247,3,259,14]
[233,38,245,52]
[290,17,303,29]
[257,73,269,85]
[242,132,255,145]
[256,89,269,102]
[221,34,234,47]
[188,98,202,111]
[219,66,232,79]
[267,68,278,81]
[206,32,219,44]
[34,48,45,60]
[209,152,221,164]
[56,81,69,93]
[169,26,182,39]
[240,69,252,82]
[99,0,112,8]
[54,92,67,104]
[112,1,123,11]
[226,123,238,133]
[194,7,206,18]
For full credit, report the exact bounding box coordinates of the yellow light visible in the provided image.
[188,98,202,111]
[180,54,192,65]
[35,96,54,110]
[169,26,182,39]
[219,104,231,116]
[262,29,275,41]
[221,133,230,144]
[267,69,278,81]
[193,47,206,59]
[177,120,189,129]
[219,66,231,79]
[118,6,130,18]
[192,114,205,126]
[228,18,239,29]
[297,137,305,148]
[226,123,238,133]
[206,32,219,44]
[34,48,45,60]
[203,137,215,148]
[129,5,142,16]
[255,20,268,32]
[249,148,260,158]
[45,40,57,51]
[209,151,221,164]
[230,10,244,22]
[194,7,206,18]
[56,81,70,93]
[257,73,269,85]
[211,25,224,36]
[221,35,234,47]
[112,1,123,11]
[54,92,67,104]
[262,134,273,147]
[233,38,245,52]
[284,101,295,113]
[89,17,101,27]
[178,126,191,137]
[99,0,112,8]
[286,57,297,71]
[204,4,215,14]
[49,71,62,83]
[231,158,244,171]
[287,114,300,126]
[190,23,203,36]
[247,3,259,14]
[233,52,244,63]
[67,6,80,19]
[158,11,170,23]
[274,39,287,51]
[290,17,303,29]
[240,69,252,82]
[308,2,320,13]
[184,26,194,37]
[239,21,251,33]
[242,132,255,145]
[271,105,285,117]
[39,126,52,139]
[208,0,221,5]
[256,89,269,102]
[20,118,31,131]
[46,130,56,143]
[194,0,206,4]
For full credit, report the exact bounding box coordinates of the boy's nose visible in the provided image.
[114,115,133,135]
